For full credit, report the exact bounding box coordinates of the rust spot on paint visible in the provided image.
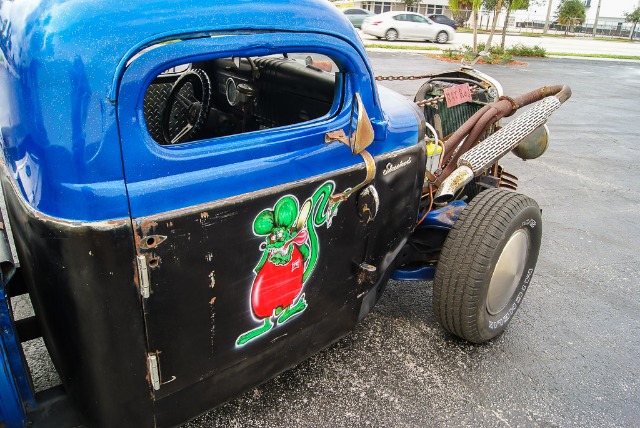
[140,220,158,235]
[200,212,209,219]
[134,233,142,250]
[209,297,216,305]
[436,209,456,223]
[208,271,215,288]
[132,259,140,292]
[435,204,466,227]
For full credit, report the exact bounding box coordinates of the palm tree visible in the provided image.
[500,0,530,49]
[625,7,640,40]
[556,0,586,35]
[450,0,483,51]
[484,0,503,51]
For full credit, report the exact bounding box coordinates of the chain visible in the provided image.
[415,86,483,107]
[374,74,434,81]
[374,75,485,108]
[415,95,444,107]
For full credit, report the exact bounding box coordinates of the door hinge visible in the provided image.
[137,255,150,299]
[357,262,378,285]
[147,353,161,391]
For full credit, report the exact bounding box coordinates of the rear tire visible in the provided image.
[385,28,399,41]
[433,189,542,343]
[436,31,449,44]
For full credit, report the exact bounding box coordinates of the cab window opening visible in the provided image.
[142,52,341,146]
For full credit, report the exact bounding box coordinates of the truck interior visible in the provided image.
[143,53,339,145]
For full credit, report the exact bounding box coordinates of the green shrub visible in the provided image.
[455,44,512,64]
[442,43,544,63]
[442,48,462,60]
[506,44,546,57]
[476,43,506,56]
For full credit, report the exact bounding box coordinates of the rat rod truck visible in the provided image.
[0,0,571,426]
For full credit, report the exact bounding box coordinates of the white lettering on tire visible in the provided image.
[489,268,535,330]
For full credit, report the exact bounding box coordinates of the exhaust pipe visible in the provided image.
[434,96,563,203]
[433,166,474,204]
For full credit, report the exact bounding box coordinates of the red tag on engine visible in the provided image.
[443,83,472,108]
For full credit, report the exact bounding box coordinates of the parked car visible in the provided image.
[427,13,458,29]
[0,0,570,426]
[342,7,374,29]
[362,11,456,43]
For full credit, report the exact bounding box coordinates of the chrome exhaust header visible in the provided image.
[433,166,474,204]
[434,96,562,203]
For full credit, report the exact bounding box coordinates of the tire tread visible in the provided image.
[434,189,540,343]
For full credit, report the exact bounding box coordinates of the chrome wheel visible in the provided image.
[486,229,530,315]
[385,29,398,41]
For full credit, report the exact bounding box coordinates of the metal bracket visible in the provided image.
[147,353,161,391]
[324,129,349,146]
[137,255,150,299]
[329,150,377,204]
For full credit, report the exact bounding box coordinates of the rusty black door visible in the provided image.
[115,32,424,415]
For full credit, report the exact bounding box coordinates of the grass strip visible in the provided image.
[457,28,634,42]
[365,43,441,51]
[547,52,640,60]
[366,43,639,60]
[516,32,635,42]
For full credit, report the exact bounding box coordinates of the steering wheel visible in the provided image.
[161,69,212,145]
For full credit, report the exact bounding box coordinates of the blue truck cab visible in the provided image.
[0,1,570,426]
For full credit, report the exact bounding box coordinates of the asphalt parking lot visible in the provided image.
[17,53,640,426]
[184,53,640,427]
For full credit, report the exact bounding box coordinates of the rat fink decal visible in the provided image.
[236,181,341,346]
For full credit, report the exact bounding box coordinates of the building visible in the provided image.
[511,0,640,35]
[332,0,454,18]
[332,0,639,36]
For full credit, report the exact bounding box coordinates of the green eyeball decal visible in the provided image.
[253,209,275,235]
[274,197,298,228]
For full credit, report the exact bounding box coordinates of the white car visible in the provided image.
[362,11,455,43]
